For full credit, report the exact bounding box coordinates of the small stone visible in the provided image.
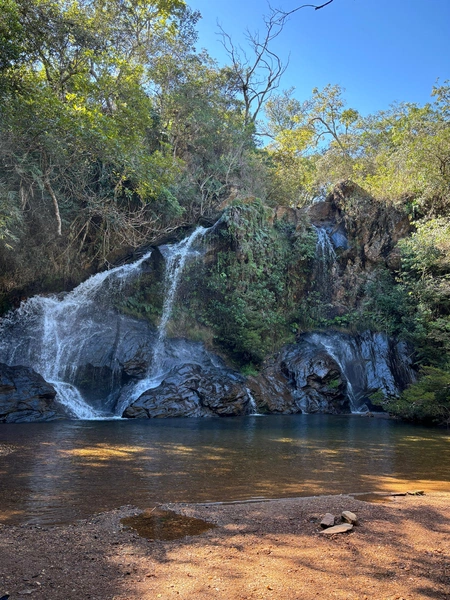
[320,513,336,528]
[321,523,353,535]
[341,510,358,524]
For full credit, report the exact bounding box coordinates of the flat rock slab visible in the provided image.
[321,523,353,535]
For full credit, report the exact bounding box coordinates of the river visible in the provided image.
[1,414,449,525]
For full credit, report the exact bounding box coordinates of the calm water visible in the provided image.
[1,415,449,525]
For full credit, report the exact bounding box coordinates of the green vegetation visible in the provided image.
[171,199,316,366]
[374,367,450,427]
[264,82,450,213]
[0,0,256,297]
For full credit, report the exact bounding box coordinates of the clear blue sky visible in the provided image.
[189,0,450,115]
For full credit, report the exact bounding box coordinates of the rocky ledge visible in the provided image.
[0,330,414,422]
[0,363,61,423]
[122,363,250,418]
[247,330,415,415]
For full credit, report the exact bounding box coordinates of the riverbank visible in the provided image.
[1,492,449,600]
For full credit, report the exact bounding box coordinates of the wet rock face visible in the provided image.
[0,363,61,422]
[248,342,350,415]
[306,181,411,314]
[248,331,415,415]
[71,314,157,412]
[308,181,410,266]
[123,363,249,418]
[281,343,350,413]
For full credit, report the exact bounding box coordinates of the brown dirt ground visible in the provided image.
[0,493,449,600]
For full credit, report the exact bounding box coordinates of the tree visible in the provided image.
[0,0,192,247]
[263,84,359,205]
[218,1,335,127]
[380,366,450,426]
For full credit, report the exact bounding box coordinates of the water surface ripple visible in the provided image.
[1,415,449,525]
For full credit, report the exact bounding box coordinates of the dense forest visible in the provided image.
[1,0,450,424]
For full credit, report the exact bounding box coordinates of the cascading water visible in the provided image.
[118,227,207,412]
[313,226,337,302]
[0,251,153,418]
[310,333,361,411]
[152,227,207,376]
[306,331,414,413]
[245,388,261,416]
[314,226,336,262]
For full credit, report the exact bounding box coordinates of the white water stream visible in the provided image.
[314,226,336,262]
[116,227,207,412]
[0,251,153,418]
[245,388,262,416]
[311,334,360,411]
[313,226,337,302]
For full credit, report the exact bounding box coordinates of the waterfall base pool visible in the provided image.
[1,414,449,526]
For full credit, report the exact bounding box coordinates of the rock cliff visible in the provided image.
[0,182,416,421]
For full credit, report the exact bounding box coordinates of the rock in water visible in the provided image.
[321,523,353,535]
[123,363,248,418]
[248,330,415,414]
[0,363,60,423]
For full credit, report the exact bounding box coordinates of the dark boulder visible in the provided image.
[123,363,249,418]
[71,313,157,411]
[248,343,349,415]
[0,363,61,423]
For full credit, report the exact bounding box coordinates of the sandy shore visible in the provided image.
[1,493,449,600]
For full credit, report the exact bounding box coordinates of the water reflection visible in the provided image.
[0,415,449,525]
[121,509,216,540]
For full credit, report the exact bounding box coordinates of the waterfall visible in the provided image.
[0,251,153,418]
[306,331,414,413]
[313,226,337,303]
[245,388,262,416]
[310,333,361,411]
[117,227,207,412]
[152,227,207,375]
[314,226,336,262]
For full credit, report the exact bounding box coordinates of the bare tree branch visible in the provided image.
[43,174,62,236]
[280,0,335,19]
[218,1,335,127]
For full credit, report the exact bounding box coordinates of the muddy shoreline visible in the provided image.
[1,493,449,599]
